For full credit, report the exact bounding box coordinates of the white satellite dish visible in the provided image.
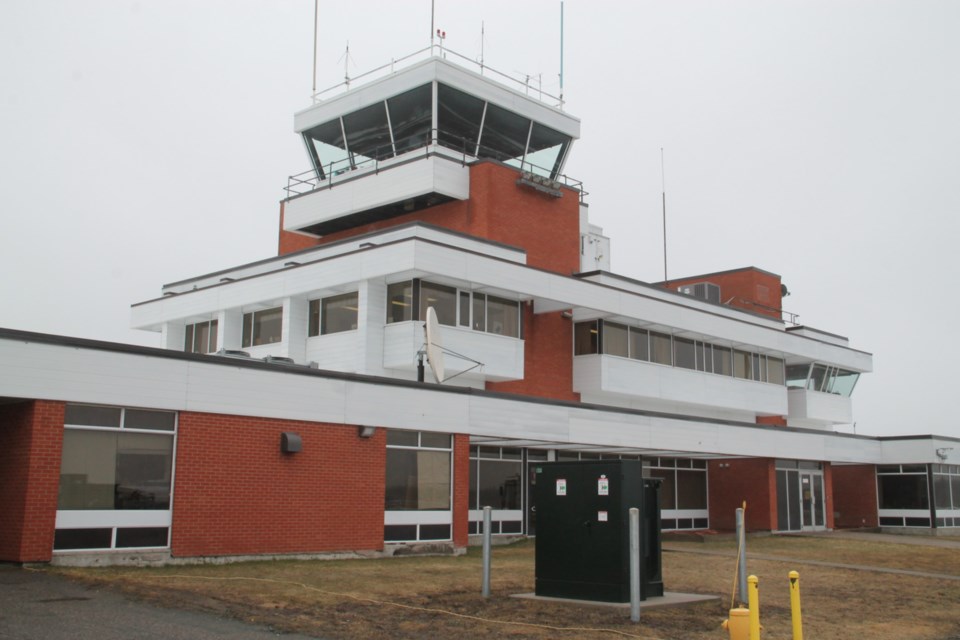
[424,306,445,383]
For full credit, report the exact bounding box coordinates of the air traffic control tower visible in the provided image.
[277,54,609,277]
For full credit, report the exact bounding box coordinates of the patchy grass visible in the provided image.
[52,538,960,640]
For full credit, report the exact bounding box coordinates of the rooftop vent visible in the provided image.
[214,349,251,359]
[262,355,297,365]
[678,282,721,304]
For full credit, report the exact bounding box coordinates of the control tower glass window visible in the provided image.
[480,103,530,168]
[524,123,570,178]
[342,101,393,164]
[388,84,432,154]
[304,119,349,180]
[437,84,485,153]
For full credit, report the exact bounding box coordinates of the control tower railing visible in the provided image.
[285,129,586,203]
[312,45,564,110]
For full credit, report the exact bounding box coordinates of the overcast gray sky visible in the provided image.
[2,1,958,438]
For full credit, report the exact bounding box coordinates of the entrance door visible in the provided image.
[800,473,825,530]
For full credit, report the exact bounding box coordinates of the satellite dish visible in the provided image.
[424,306,445,383]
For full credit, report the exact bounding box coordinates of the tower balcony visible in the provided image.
[383,321,524,383]
[786,388,853,428]
[283,139,471,237]
[573,354,788,417]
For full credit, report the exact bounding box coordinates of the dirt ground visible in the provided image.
[52,536,960,640]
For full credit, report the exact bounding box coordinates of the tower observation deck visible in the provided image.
[282,54,582,238]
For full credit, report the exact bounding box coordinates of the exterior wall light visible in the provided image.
[280,432,302,453]
[358,426,377,438]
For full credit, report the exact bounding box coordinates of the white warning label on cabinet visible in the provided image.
[598,511,608,522]
[598,475,609,496]
[556,478,567,496]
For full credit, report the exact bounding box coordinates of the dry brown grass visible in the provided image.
[52,537,960,640]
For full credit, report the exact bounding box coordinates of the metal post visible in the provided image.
[747,575,761,640]
[789,571,803,640]
[629,507,640,623]
[481,506,492,598]
[736,507,747,605]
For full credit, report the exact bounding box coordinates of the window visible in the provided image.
[419,282,457,326]
[713,346,732,376]
[401,280,521,338]
[629,328,649,361]
[486,296,520,337]
[470,447,522,511]
[647,457,708,530]
[733,350,751,379]
[242,307,282,347]
[785,362,859,396]
[673,337,696,370]
[768,357,785,385]
[387,281,414,323]
[308,292,358,336]
[472,293,486,331]
[650,332,672,365]
[602,322,629,357]
[877,464,930,511]
[184,320,218,354]
[574,321,599,355]
[56,404,175,551]
[386,84,432,154]
[385,430,453,543]
[385,431,451,511]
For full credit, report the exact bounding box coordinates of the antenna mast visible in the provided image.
[559,0,565,109]
[661,147,668,285]
[430,0,435,49]
[312,0,318,94]
[480,21,485,73]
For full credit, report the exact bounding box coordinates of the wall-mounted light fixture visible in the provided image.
[358,426,377,438]
[560,310,573,319]
[280,432,302,453]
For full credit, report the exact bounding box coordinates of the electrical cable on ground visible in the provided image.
[123,573,654,639]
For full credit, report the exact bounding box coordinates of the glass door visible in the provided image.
[800,472,826,530]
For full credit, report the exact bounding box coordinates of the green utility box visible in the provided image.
[534,460,663,602]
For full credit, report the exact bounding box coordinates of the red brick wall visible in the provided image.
[171,413,386,557]
[278,161,582,276]
[277,201,326,255]
[668,268,783,320]
[452,434,470,547]
[486,308,579,401]
[708,458,777,532]
[823,463,836,529]
[831,464,878,529]
[0,400,64,563]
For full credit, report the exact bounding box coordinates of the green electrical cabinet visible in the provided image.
[534,460,663,602]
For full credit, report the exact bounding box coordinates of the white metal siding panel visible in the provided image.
[0,337,888,463]
[282,157,469,233]
[305,332,361,372]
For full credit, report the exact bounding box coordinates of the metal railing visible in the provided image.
[312,45,564,109]
[285,129,586,202]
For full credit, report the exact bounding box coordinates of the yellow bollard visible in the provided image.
[747,575,761,640]
[789,571,803,640]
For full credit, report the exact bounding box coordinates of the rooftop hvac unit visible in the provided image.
[678,282,721,304]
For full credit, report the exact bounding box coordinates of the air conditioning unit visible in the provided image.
[678,282,721,304]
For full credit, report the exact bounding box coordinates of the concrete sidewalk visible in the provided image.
[0,565,321,640]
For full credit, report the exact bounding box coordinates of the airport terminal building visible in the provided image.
[2,54,958,565]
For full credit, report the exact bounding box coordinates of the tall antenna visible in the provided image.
[338,42,353,88]
[312,0,319,94]
[661,147,668,285]
[559,1,565,109]
[480,21,485,73]
[430,0,435,49]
